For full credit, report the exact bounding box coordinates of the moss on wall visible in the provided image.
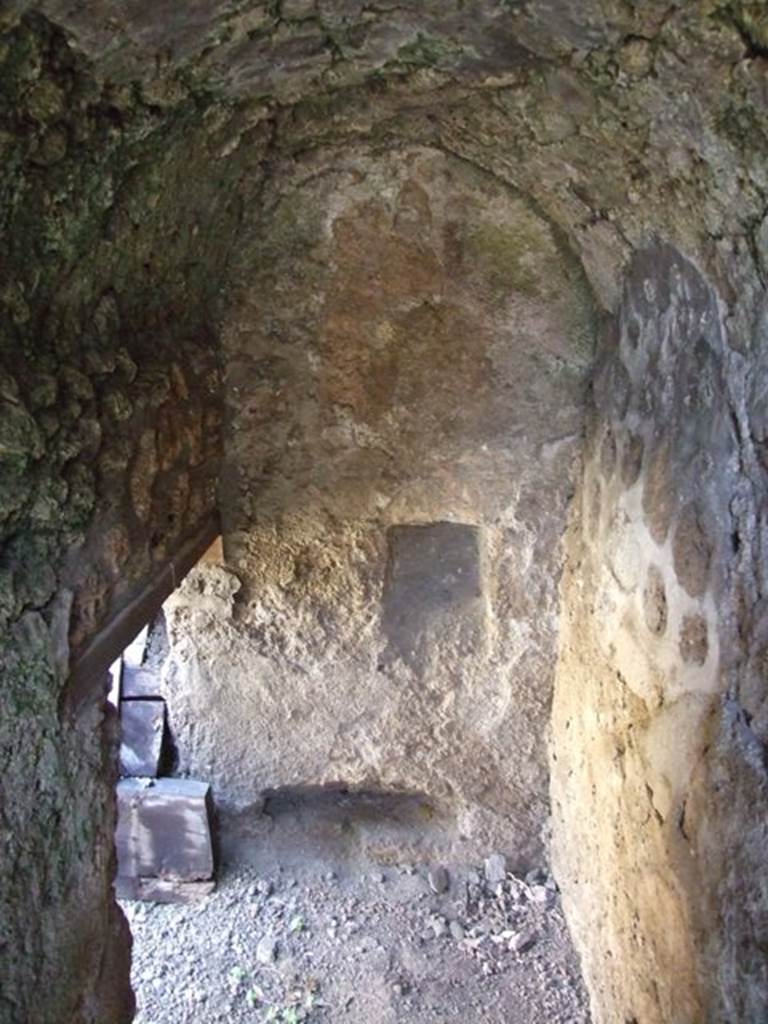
[0,15,261,1024]
[1,3,768,1023]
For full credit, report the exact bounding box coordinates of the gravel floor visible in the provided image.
[122,853,591,1024]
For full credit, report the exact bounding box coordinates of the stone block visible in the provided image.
[116,778,214,887]
[119,700,165,777]
[121,664,162,699]
[382,522,486,671]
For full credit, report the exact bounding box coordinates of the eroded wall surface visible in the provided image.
[551,243,768,1023]
[0,16,263,1023]
[3,3,768,1022]
[161,147,595,864]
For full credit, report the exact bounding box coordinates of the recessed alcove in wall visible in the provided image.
[163,145,598,869]
[4,4,768,1019]
[109,143,600,999]
[237,784,450,876]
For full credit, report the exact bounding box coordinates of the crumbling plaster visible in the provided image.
[161,144,595,866]
[553,243,768,1022]
[0,3,767,1022]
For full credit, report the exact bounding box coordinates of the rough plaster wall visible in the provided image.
[161,146,595,864]
[550,243,768,1023]
[0,16,262,1023]
[2,2,768,1023]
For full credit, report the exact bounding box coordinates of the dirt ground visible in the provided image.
[121,791,591,1023]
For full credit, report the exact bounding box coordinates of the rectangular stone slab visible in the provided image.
[119,699,165,778]
[121,664,163,699]
[116,778,214,885]
[382,522,486,671]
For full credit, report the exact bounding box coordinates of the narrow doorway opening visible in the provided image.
[110,537,223,905]
[111,536,591,1024]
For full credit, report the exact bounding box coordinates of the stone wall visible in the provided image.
[3,3,768,1023]
[160,146,595,865]
[0,15,260,1023]
[550,243,768,1023]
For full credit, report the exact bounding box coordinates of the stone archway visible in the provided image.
[171,145,597,867]
[2,4,768,1023]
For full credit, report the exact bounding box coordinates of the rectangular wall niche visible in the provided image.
[382,522,486,672]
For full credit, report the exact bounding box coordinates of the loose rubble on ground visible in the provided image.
[123,850,590,1024]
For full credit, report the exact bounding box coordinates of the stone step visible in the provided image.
[116,779,214,896]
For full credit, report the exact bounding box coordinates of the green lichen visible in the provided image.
[462,210,596,362]
[709,1,768,51]
[0,455,33,523]
[394,32,465,70]
[1,644,56,713]
[0,565,14,625]
[63,463,96,530]
[0,400,43,458]
[464,221,542,298]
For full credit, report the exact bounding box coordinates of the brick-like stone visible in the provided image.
[672,505,712,599]
[642,565,667,637]
[119,700,165,777]
[679,614,709,666]
[121,664,162,699]
[115,778,214,885]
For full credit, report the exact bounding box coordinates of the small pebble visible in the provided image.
[510,929,537,954]
[484,853,507,886]
[428,866,449,894]
[530,885,551,905]
[256,935,278,964]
